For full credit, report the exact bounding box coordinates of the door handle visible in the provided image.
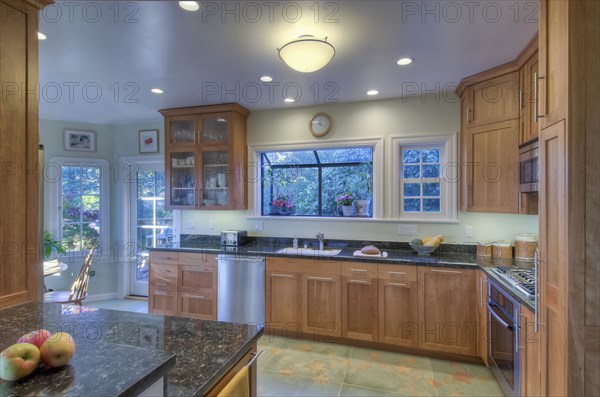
[534,73,545,122]
[487,303,514,330]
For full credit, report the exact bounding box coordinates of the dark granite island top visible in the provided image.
[0,302,263,396]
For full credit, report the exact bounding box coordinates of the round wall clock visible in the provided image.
[309,112,332,137]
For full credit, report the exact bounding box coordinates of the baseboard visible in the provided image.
[85,292,119,303]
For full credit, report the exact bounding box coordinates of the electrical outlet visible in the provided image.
[254,221,264,231]
[465,225,474,238]
[209,220,214,230]
[398,224,419,235]
[89,270,96,277]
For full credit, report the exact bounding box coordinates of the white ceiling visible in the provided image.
[39,1,537,124]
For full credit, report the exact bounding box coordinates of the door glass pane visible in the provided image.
[170,119,196,143]
[202,116,229,143]
[135,170,173,285]
[202,150,228,206]
[170,152,196,206]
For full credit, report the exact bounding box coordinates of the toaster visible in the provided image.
[220,230,248,246]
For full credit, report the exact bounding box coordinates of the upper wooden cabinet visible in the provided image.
[159,104,250,210]
[0,0,49,309]
[458,34,538,214]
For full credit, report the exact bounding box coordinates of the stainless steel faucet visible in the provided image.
[316,233,325,251]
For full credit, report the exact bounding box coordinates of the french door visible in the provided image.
[129,163,173,296]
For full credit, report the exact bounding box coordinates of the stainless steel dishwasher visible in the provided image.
[217,254,265,326]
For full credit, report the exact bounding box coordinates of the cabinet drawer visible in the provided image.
[178,292,217,320]
[342,263,377,279]
[149,276,177,291]
[178,265,217,293]
[150,264,178,283]
[149,288,177,316]
[150,251,178,265]
[378,264,417,281]
[178,252,216,267]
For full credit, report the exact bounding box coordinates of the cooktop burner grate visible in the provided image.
[493,266,536,298]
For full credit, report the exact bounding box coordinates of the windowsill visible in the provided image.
[246,215,459,224]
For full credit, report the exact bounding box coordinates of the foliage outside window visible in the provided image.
[136,170,173,251]
[401,147,442,213]
[60,163,105,251]
[260,147,373,217]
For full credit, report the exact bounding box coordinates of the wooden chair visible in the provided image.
[44,248,94,306]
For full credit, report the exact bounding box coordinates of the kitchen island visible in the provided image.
[0,302,262,396]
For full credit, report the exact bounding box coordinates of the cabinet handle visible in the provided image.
[271,273,294,278]
[534,73,545,122]
[534,249,540,332]
[519,89,523,110]
[156,282,169,286]
[479,277,483,308]
[308,276,334,282]
[184,258,207,262]
[247,350,264,367]
[154,291,171,296]
[349,279,368,284]
[158,269,172,273]
[387,271,406,275]
[158,257,174,261]
[431,269,462,274]
[388,282,407,287]
[466,107,472,123]
[350,268,367,273]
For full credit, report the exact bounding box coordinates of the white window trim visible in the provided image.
[47,157,111,256]
[248,138,384,220]
[390,133,458,222]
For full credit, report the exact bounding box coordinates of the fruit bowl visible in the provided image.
[409,243,439,256]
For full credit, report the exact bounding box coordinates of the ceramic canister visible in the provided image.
[492,240,514,259]
[515,233,538,261]
[477,241,493,258]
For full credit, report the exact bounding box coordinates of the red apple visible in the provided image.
[16,329,52,348]
[0,343,41,381]
[39,332,75,368]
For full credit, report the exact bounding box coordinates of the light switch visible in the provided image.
[465,225,474,238]
[254,221,264,231]
[398,224,419,235]
[209,220,214,230]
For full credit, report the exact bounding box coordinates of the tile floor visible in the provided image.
[86,300,504,397]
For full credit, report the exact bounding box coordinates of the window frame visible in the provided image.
[47,157,111,256]
[390,133,458,222]
[249,138,384,220]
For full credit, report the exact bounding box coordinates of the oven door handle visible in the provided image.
[487,303,514,331]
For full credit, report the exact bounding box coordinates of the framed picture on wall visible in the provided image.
[139,129,159,154]
[64,129,96,152]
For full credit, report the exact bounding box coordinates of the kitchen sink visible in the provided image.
[276,247,341,256]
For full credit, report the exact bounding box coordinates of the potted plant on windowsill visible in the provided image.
[270,194,295,215]
[43,230,67,260]
[336,193,355,216]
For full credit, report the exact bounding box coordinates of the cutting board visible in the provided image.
[352,250,388,259]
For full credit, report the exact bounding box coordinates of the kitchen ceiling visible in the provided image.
[38,1,538,124]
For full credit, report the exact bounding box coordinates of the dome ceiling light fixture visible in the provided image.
[278,35,336,73]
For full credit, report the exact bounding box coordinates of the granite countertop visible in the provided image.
[152,236,536,311]
[0,303,263,397]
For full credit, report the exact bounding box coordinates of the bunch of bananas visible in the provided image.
[411,235,445,247]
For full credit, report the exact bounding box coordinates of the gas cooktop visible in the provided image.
[492,266,536,299]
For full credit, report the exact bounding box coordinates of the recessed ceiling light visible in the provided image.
[367,90,379,96]
[260,76,273,83]
[179,1,200,11]
[284,98,296,103]
[37,32,47,40]
[151,88,164,94]
[396,57,414,66]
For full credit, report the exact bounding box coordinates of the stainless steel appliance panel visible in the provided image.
[519,140,539,193]
[217,254,265,326]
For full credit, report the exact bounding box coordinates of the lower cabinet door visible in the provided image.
[521,305,541,397]
[301,274,342,338]
[266,270,302,333]
[178,293,217,320]
[149,288,177,316]
[378,279,418,347]
[342,276,378,342]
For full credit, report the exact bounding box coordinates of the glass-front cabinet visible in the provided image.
[160,104,250,210]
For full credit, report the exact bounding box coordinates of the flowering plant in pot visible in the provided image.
[336,193,355,216]
[270,194,294,215]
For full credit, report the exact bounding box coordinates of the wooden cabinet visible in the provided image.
[519,51,539,145]
[377,265,418,347]
[265,259,302,333]
[159,104,250,210]
[463,119,520,213]
[0,0,50,309]
[301,262,342,338]
[341,263,378,342]
[538,120,567,396]
[538,0,568,130]
[466,72,520,127]
[477,271,488,366]
[520,305,541,397]
[149,251,218,320]
[418,267,478,356]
